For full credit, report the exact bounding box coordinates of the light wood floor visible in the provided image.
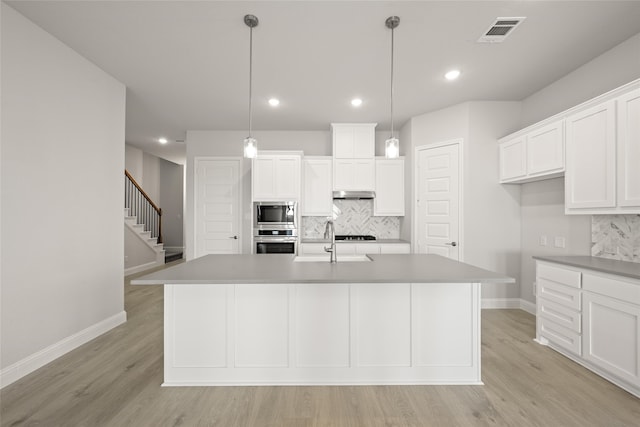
[2,264,639,426]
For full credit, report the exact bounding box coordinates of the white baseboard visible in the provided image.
[125,260,163,276]
[482,298,536,315]
[0,311,127,389]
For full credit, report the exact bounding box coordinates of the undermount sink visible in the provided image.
[293,255,372,263]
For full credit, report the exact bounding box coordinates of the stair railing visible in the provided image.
[125,170,162,244]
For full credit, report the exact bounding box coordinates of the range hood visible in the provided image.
[332,191,376,200]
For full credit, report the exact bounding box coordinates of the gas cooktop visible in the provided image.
[335,235,376,241]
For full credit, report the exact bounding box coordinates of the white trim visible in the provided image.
[193,157,243,258]
[413,139,464,261]
[0,311,127,389]
[125,260,163,276]
[481,298,536,315]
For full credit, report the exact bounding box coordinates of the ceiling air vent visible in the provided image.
[478,17,526,43]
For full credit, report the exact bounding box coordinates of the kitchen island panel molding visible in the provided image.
[162,281,483,386]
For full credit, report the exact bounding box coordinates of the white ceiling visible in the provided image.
[7,1,640,164]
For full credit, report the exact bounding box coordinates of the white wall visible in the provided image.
[125,144,143,183]
[517,31,640,305]
[406,101,522,301]
[159,160,184,250]
[521,32,640,127]
[1,4,126,382]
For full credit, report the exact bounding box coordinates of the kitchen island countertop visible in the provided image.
[132,253,514,285]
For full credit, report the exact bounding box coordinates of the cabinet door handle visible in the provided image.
[445,241,457,247]
[229,236,238,240]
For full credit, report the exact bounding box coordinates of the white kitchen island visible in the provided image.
[132,254,514,386]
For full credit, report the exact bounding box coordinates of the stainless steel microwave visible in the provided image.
[253,201,297,229]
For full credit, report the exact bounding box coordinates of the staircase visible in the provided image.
[124,170,166,275]
[124,208,165,275]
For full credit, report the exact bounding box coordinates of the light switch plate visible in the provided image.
[539,235,548,246]
[554,236,565,248]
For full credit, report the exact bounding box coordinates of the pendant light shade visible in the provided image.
[243,14,259,158]
[385,16,400,159]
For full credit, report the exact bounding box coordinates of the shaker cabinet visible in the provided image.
[499,120,564,184]
[565,86,640,214]
[565,100,616,211]
[301,157,333,216]
[333,159,375,192]
[332,123,376,159]
[332,123,376,192]
[617,89,640,208]
[252,154,301,201]
[535,260,640,397]
[374,158,405,216]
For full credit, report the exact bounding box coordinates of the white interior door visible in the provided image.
[195,158,241,258]
[416,142,461,260]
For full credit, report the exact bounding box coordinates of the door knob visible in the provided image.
[445,241,457,247]
[229,235,238,240]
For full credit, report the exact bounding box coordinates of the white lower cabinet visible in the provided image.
[536,261,640,397]
[583,291,640,387]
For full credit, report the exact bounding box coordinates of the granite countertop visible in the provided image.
[533,256,640,281]
[301,238,409,244]
[132,254,515,285]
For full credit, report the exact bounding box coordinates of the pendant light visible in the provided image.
[243,14,259,158]
[385,16,400,159]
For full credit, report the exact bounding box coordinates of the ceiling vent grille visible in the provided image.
[478,17,526,43]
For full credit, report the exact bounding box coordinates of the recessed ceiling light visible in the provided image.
[158,137,168,144]
[268,98,280,107]
[445,70,461,81]
[351,98,363,107]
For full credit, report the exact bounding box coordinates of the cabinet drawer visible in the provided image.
[539,298,581,333]
[537,262,582,288]
[299,244,326,255]
[539,317,582,356]
[538,278,581,310]
[583,272,640,306]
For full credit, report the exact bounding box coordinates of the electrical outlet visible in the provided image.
[539,235,548,246]
[554,236,565,248]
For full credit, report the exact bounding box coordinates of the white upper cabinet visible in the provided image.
[332,123,377,192]
[617,89,640,208]
[499,120,564,184]
[301,157,333,216]
[334,159,375,191]
[252,153,301,201]
[565,84,640,214]
[565,100,616,211]
[332,123,376,159]
[374,158,405,216]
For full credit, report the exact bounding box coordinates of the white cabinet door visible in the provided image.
[252,157,277,200]
[583,292,640,388]
[565,100,616,211]
[275,156,301,200]
[302,157,333,216]
[374,158,405,216]
[333,159,375,191]
[332,123,376,159]
[252,155,300,201]
[499,136,527,182]
[527,121,564,176]
[617,89,640,208]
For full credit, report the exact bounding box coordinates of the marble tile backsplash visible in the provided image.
[591,215,640,263]
[302,199,400,239]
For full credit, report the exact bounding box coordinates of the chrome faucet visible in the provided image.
[324,220,337,263]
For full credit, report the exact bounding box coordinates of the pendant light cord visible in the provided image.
[248,25,254,138]
[390,24,395,140]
